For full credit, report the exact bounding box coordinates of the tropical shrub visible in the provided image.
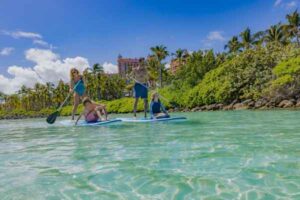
[186,43,300,107]
[264,57,300,99]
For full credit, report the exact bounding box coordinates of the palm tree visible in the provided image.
[150,45,169,87]
[224,36,241,53]
[84,63,105,100]
[283,10,300,45]
[253,31,266,46]
[239,28,253,49]
[92,63,104,100]
[264,24,287,44]
[146,55,160,84]
[172,48,188,60]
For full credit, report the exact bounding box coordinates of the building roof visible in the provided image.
[118,59,139,63]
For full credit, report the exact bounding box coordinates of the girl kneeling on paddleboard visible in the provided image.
[70,68,86,120]
[150,92,170,119]
[75,97,108,125]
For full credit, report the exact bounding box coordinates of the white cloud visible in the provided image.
[33,39,49,47]
[102,62,118,74]
[207,31,226,42]
[274,0,283,6]
[0,48,90,94]
[165,63,170,69]
[286,1,297,8]
[2,30,53,49]
[2,30,42,39]
[274,0,298,8]
[202,31,226,48]
[0,47,14,56]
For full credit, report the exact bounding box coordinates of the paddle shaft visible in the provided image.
[58,80,81,111]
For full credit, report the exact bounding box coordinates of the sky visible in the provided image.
[0,0,299,94]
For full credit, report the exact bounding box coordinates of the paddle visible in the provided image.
[46,81,81,124]
[126,75,180,108]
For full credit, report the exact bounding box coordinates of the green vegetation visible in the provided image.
[1,10,300,119]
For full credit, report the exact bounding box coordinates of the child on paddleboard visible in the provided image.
[75,97,108,125]
[130,58,149,118]
[70,68,86,120]
[150,92,170,119]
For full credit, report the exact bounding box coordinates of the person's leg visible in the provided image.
[133,98,138,117]
[95,109,103,121]
[72,93,80,120]
[101,105,108,120]
[156,112,170,119]
[143,98,148,118]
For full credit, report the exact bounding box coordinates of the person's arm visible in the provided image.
[150,101,154,119]
[75,112,83,125]
[69,80,74,92]
[93,102,105,108]
[95,105,108,121]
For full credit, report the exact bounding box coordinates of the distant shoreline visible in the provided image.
[1,98,300,120]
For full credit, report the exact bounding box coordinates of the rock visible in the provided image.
[181,108,189,112]
[259,106,268,110]
[223,100,238,110]
[233,103,248,110]
[272,96,285,105]
[278,100,294,108]
[206,104,218,111]
[242,99,252,105]
[223,105,233,110]
[231,99,238,105]
[200,105,207,111]
[242,99,255,108]
[289,99,296,104]
[296,99,300,107]
[216,104,224,110]
[173,107,180,112]
[247,101,255,107]
[265,100,276,108]
[191,107,200,112]
[255,99,267,108]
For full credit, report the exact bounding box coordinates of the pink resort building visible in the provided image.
[117,55,141,78]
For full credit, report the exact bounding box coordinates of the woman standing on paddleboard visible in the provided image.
[70,68,86,120]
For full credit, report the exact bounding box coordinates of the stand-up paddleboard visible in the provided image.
[60,119,122,126]
[117,116,187,123]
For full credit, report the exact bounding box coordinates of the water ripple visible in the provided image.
[0,111,300,199]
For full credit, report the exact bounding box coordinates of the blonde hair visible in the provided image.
[82,97,92,105]
[70,68,80,81]
[151,92,159,101]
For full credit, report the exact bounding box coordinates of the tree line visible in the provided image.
[1,10,300,113]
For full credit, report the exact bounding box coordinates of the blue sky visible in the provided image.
[0,0,299,93]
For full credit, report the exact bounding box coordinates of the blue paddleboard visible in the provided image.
[60,119,122,126]
[117,116,186,123]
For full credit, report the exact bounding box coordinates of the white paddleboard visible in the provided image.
[117,116,187,123]
[60,119,122,126]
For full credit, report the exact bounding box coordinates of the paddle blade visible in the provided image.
[46,111,60,124]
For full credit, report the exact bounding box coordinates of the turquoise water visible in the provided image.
[0,111,300,200]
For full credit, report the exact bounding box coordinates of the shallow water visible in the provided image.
[0,110,300,200]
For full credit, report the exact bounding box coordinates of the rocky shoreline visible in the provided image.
[1,98,300,120]
[181,98,300,112]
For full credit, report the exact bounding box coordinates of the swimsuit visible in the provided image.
[150,100,169,119]
[85,111,99,123]
[134,82,148,99]
[74,79,85,96]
